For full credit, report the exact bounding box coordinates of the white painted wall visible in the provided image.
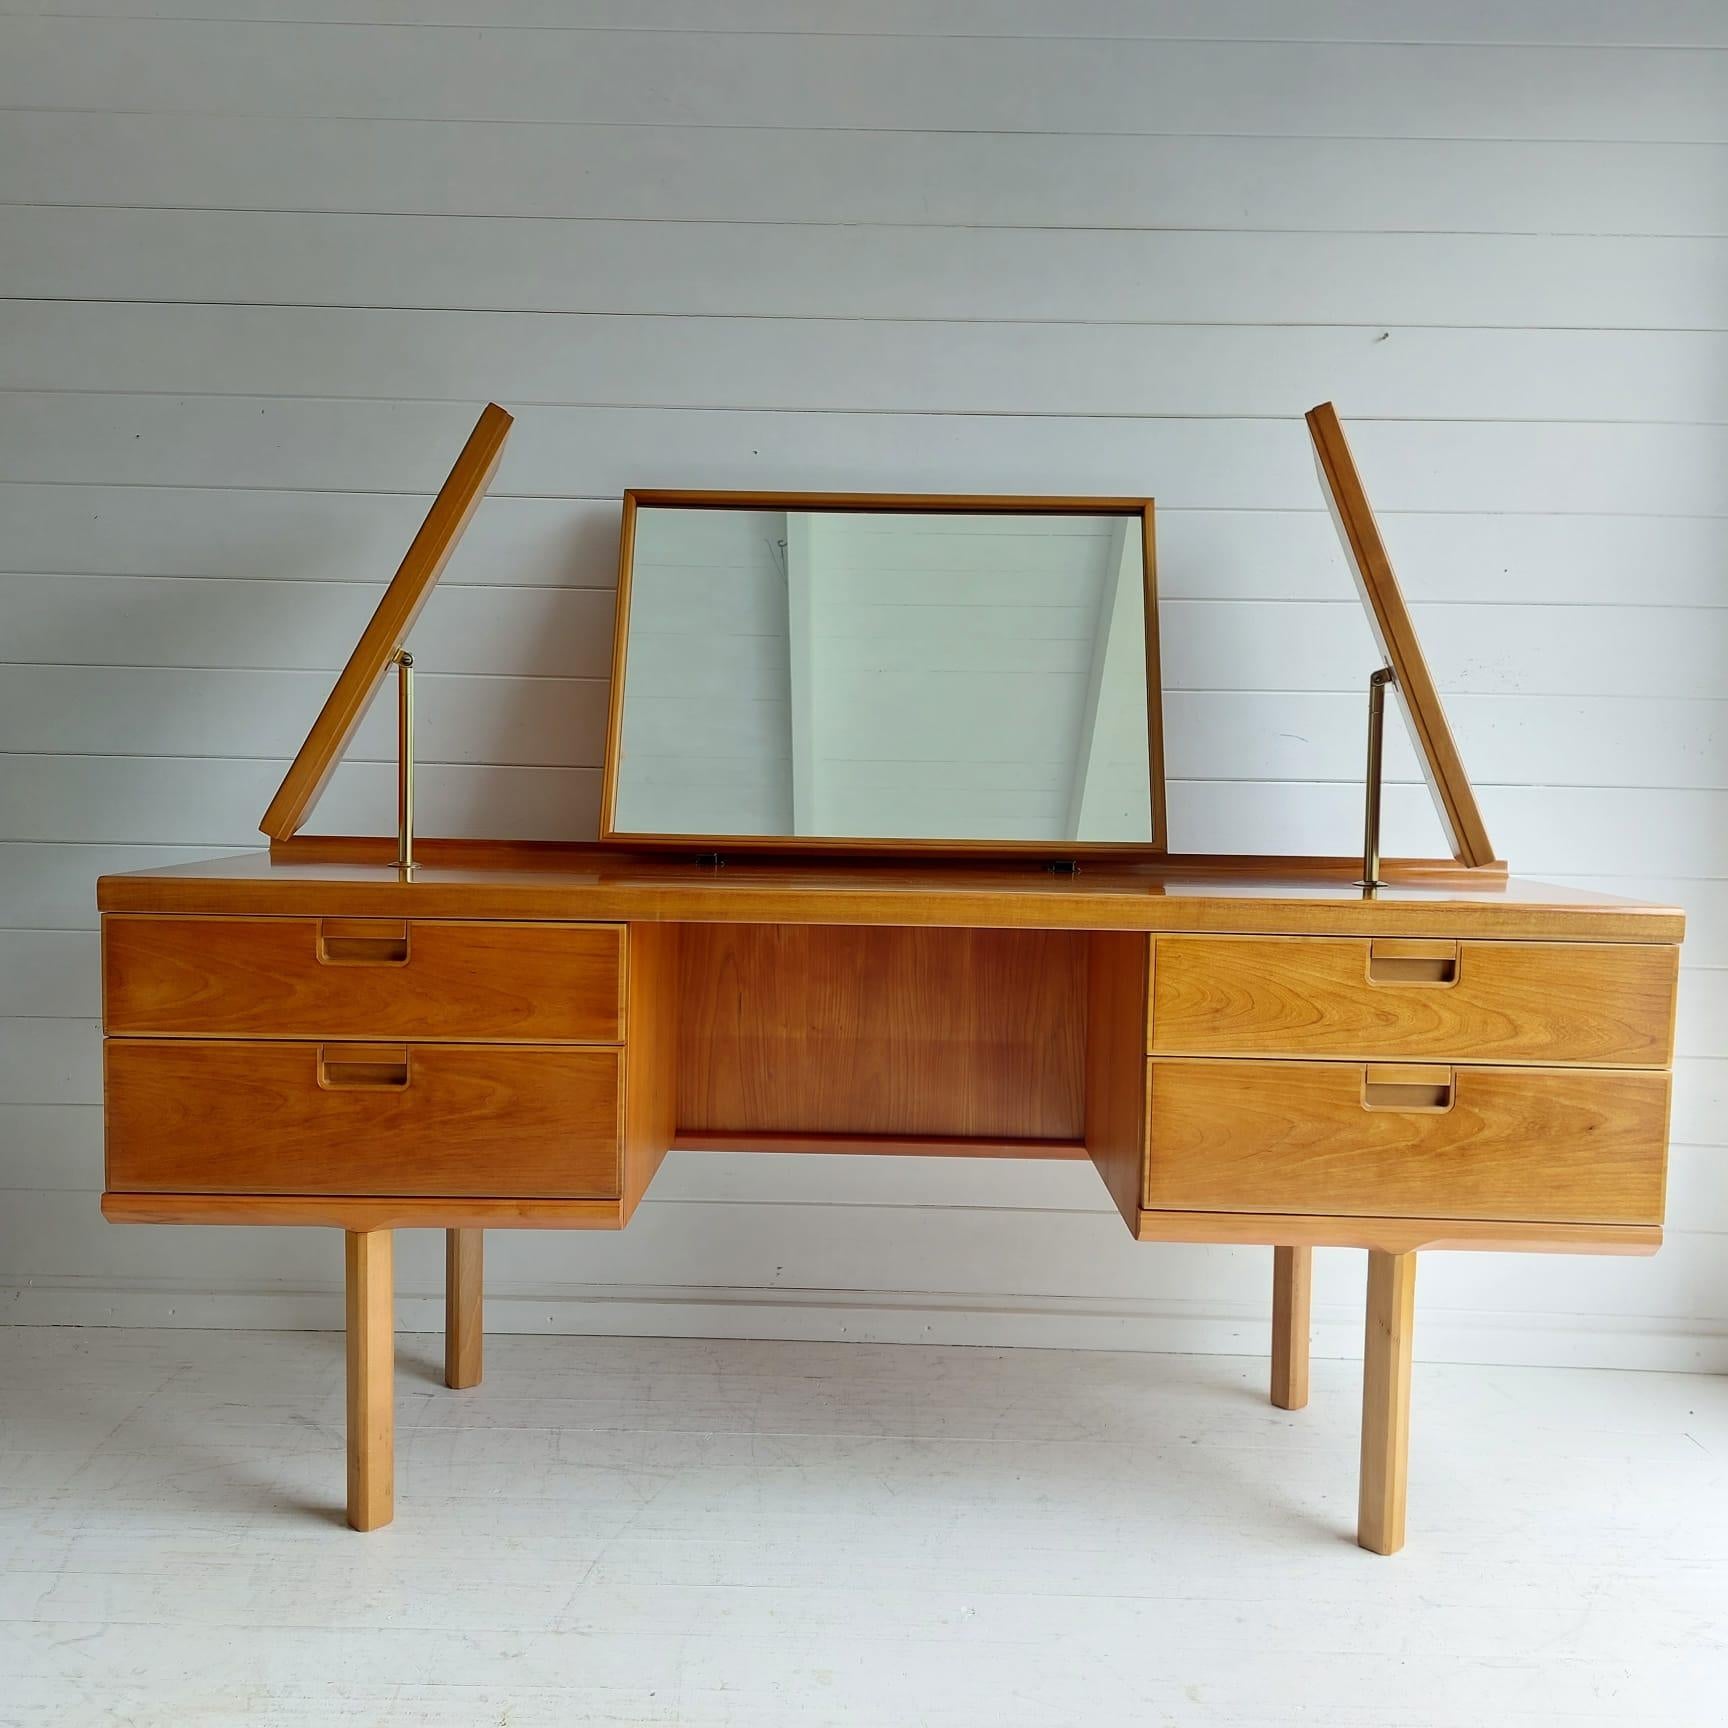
[1,0,1724,1369]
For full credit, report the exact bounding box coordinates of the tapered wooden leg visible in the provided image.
[445,1227,483,1390]
[1358,1248,1417,1556]
[1270,1245,1312,1410]
[344,1228,394,1532]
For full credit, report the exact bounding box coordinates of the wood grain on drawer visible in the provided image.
[104,1040,620,1197]
[1149,936,1675,1067]
[104,916,624,1041]
[1143,1058,1669,1225]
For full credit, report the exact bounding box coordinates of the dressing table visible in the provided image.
[98,403,1681,1553]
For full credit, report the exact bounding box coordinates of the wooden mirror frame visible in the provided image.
[1306,403,1498,869]
[598,491,1167,859]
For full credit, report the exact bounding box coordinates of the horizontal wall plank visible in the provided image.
[6,395,1726,514]
[4,485,1725,608]
[8,210,1728,331]
[0,1103,102,1191]
[0,572,615,679]
[4,114,1724,237]
[0,842,249,932]
[6,303,1725,423]
[3,2,1725,49]
[0,665,609,768]
[7,663,1725,798]
[7,573,1723,701]
[7,20,1725,141]
[0,756,603,847]
[4,754,1723,872]
[0,931,94,1018]
[0,1017,99,1107]
[0,484,619,590]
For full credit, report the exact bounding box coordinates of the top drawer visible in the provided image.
[104,916,624,1043]
[1149,935,1676,1068]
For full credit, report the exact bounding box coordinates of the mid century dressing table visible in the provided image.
[98,403,1681,1554]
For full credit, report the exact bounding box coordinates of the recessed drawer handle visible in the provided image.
[1361,1064,1455,1113]
[318,1044,410,1090]
[1366,939,1460,987]
[317,919,409,966]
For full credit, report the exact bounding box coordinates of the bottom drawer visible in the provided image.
[1144,1059,1669,1225]
[105,1040,621,1198]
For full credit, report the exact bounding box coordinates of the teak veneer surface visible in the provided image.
[1144,1059,1670,1225]
[1149,935,1677,1067]
[677,925,1086,1142]
[104,916,624,1043]
[260,404,513,842]
[1083,930,1153,1231]
[105,1040,622,1198]
[102,1193,626,1230]
[96,847,1684,944]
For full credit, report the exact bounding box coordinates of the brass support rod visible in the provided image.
[1361,666,1395,889]
[394,649,415,872]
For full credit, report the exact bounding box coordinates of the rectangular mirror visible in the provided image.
[600,492,1164,855]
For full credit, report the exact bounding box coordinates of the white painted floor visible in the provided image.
[1,1327,1725,1726]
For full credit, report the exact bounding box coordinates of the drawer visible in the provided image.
[104,1040,620,1197]
[104,916,624,1042]
[1148,936,1675,1067]
[1143,1058,1669,1225]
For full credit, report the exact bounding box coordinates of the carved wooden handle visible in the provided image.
[1366,938,1460,987]
[1361,1063,1455,1112]
[316,919,409,965]
[318,1044,410,1090]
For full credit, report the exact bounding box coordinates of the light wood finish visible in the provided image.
[600,491,1166,858]
[104,915,625,1042]
[1144,1059,1670,1225]
[621,920,679,1222]
[97,1190,1658,1252]
[97,845,1684,944]
[1084,931,1152,1230]
[260,403,513,841]
[102,1192,625,1229]
[676,924,1087,1143]
[1271,1246,1312,1411]
[344,1229,394,1532]
[1307,402,1496,870]
[1359,1249,1418,1555]
[1135,1211,1659,1254]
[444,1228,482,1390]
[1149,934,1678,1067]
[105,1040,622,1197]
[276,835,1507,884]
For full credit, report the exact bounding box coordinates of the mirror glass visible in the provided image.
[607,503,1158,848]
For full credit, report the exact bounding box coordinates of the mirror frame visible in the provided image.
[598,490,1166,858]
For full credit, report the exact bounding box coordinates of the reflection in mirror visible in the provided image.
[609,504,1157,847]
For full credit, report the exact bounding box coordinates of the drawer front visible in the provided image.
[1149,936,1676,1067]
[105,916,624,1042]
[105,1040,620,1197]
[1144,1059,1669,1225]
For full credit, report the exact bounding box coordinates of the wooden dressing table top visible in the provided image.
[98,843,1682,943]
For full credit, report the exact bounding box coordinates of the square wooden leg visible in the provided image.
[1271,1245,1312,1411]
[344,1228,394,1532]
[1358,1248,1417,1556]
[445,1227,483,1390]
